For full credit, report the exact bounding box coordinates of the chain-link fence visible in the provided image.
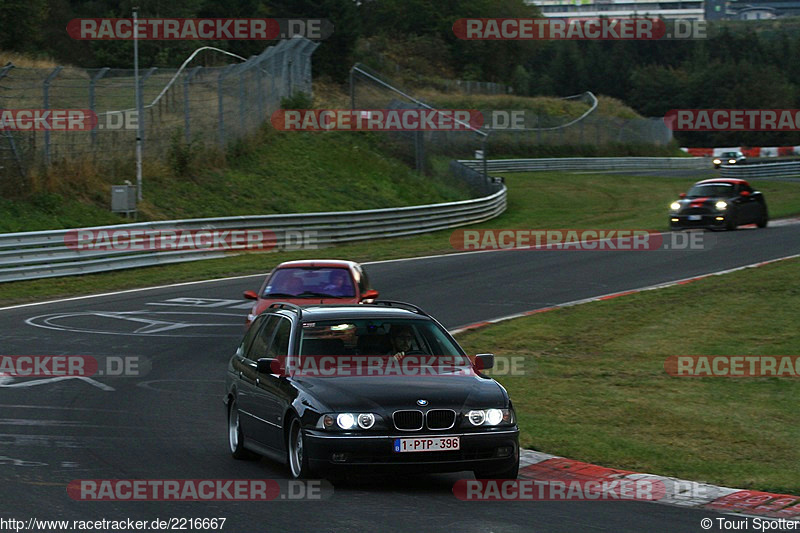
[350,63,489,177]
[0,38,318,185]
[350,63,672,175]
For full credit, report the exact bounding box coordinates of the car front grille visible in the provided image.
[683,207,712,215]
[393,409,456,430]
[426,409,456,430]
[393,410,424,431]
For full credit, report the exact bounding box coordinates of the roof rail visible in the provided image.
[268,302,303,318]
[370,300,430,317]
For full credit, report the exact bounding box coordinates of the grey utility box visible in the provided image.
[111,185,137,216]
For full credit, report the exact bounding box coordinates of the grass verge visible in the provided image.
[2,171,800,305]
[456,258,800,494]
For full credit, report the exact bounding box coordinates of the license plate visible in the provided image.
[688,215,702,221]
[393,437,460,452]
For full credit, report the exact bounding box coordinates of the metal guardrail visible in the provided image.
[0,180,506,283]
[458,157,708,172]
[720,161,800,179]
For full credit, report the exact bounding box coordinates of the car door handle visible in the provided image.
[256,378,260,386]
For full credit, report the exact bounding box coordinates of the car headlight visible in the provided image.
[729,159,736,164]
[318,412,378,430]
[715,200,727,210]
[670,202,681,211]
[713,159,721,165]
[465,408,514,426]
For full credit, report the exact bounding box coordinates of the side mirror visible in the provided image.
[243,290,258,300]
[740,190,751,197]
[473,353,495,371]
[679,193,686,199]
[361,289,379,300]
[257,357,284,375]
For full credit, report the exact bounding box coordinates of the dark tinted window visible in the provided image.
[263,267,355,298]
[299,319,468,363]
[246,315,281,360]
[239,314,268,357]
[686,183,734,197]
[266,317,292,358]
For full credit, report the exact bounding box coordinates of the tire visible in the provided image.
[474,461,520,480]
[757,206,769,228]
[228,399,256,460]
[287,417,313,479]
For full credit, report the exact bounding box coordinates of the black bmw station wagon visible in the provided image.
[224,301,519,480]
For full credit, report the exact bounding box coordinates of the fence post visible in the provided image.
[42,66,63,166]
[256,61,265,125]
[89,67,109,146]
[183,66,202,143]
[138,67,158,143]
[217,65,237,147]
[239,69,246,136]
[287,59,293,96]
[0,64,25,179]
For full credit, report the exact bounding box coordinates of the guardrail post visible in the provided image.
[43,66,63,165]
[89,67,109,146]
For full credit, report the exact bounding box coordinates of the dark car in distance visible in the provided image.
[669,178,768,230]
[713,150,746,169]
[224,301,520,480]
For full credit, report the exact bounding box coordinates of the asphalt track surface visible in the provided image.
[2,223,799,533]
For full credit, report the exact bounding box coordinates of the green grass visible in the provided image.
[455,257,800,494]
[2,170,800,305]
[0,129,471,232]
[143,130,471,220]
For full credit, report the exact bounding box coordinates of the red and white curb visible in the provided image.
[453,254,800,518]
[519,450,800,519]
[682,146,800,158]
[450,252,800,335]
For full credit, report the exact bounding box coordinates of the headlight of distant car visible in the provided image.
[317,412,378,430]
[713,158,721,165]
[464,408,514,427]
[715,200,728,210]
[729,159,737,164]
[670,201,681,211]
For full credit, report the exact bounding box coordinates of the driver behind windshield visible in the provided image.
[390,324,418,361]
[321,270,355,297]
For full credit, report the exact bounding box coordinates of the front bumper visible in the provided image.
[670,213,727,229]
[304,427,519,474]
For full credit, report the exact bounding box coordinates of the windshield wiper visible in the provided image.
[297,291,344,298]
[263,292,297,298]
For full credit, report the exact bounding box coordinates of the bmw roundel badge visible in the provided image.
[416,399,428,406]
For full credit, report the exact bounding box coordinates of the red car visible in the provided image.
[243,259,379,326]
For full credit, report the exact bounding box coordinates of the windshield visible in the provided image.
[721,152,741,158]
[263,267,356,298]
[686,183,734,198]
[298,318,469,365]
